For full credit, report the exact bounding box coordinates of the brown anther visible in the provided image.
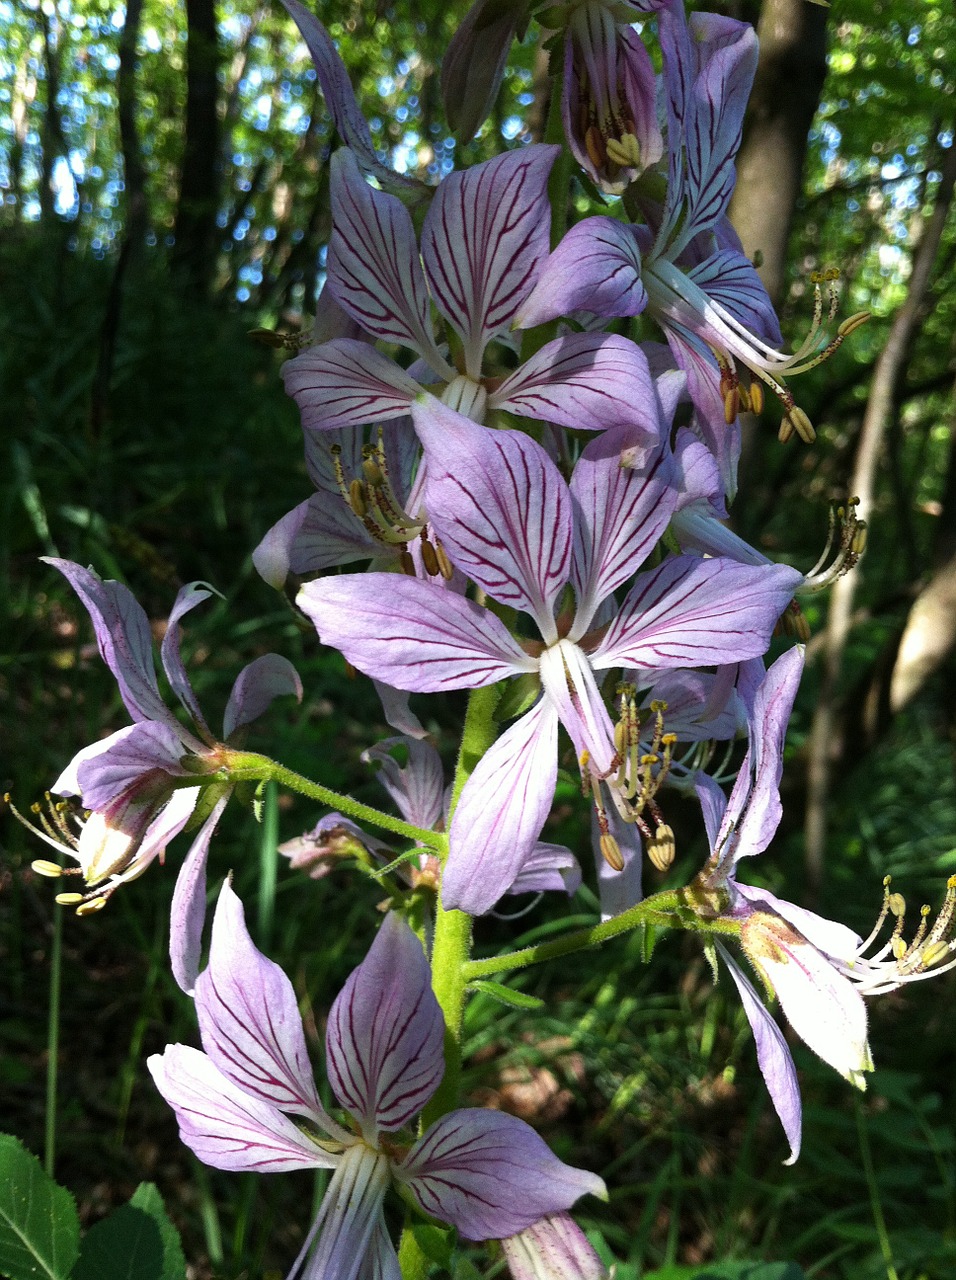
[419,536,441,577]
[838,311,870,337]
[748,381,764,414]
[648,824,675,871]
[599,832,625,872]
[584,125,606,171]
[723,387,740,425]
[348,478,368,518]
[434,539,455,581]
[399,550,416,577]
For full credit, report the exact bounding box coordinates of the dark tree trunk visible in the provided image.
[173,0,221,297]
[117,0,148,246]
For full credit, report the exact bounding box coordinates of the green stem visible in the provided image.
[44,896,63,1177]
[855,1096,900,1280]
[221,751,447,852]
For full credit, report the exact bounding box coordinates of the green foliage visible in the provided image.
[0,1136,79,1280]
[71,1183,187,1280]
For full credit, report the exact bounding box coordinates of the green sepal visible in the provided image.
[468,979,545,1010]
[0,1134,80,1280]
[639,923,658,964]
[494,672,542,723]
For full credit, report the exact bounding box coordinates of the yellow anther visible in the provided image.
[748,381,764,414]
[778,417,795,444]
[723,386,739,425]
[921,941,953,968]
[77,897,108,916]
[55,893,84,906]
[605,133,641,169]
[661,733,678,748]
[434,540,455,582]
[579,750,591,769]
[32,860,64,878]
[362,457,386,487]
[599,832,625,872]
[787,406,816,444]
[648,824,675,872]
[649,700,667,714]
[584,125,605,171]
[891,935,907,960]
[838,311,870,338]
[614,720,627,756]
[349,478,368,518]
[883,874,893,888]
[888,892,906,917]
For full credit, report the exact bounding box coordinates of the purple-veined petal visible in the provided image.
[494,333,659,439]
[362,737,445,831]
[442,699,559,916]
[194,881,340,1127]
[286,1144,392,1280]
[326,913,445,1135]
[297,573,535,691]
[398,1109,606,1241]
[44,557,177,730]
[671,426,723,512]
[252,494,381,588]
[510,842,582,897]
[128,784,202,874]
[717,943,801,1165]
[56,720,191,811]
[688,248,782,347]
[736,885,862,963]
[591,558,801,671]
[569,429,677,633]
[717,646,804,863]
[278,1,422,198]
[170,791,230,995]
[148,1044,333,1173]
[421,146,558,375]
[327,150,450,372]
[441,0,520,142]
[501,1213,609,1280]
[515,218,646,328]
[283,339,421,432]
[695,772,728,854]
[374,680,428,740]
[223,654,302,740]
[660,322,741,501]
[740,910,873,1089]
[672,507,770,567]
[161,582,217,739]
[413,399,572,640]
[539,641,616,776]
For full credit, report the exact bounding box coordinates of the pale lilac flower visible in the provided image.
[502,1212,608,1280]
[297,400,801,914]
[282,145,660,446]
[26,559,300,992]
[149,885,605,1278]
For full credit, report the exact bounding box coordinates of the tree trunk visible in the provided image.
[728,0,829,307]
[803,137,956,899]
[173,0,220,297]
[117,0,149,246]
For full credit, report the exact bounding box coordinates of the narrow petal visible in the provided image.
[297,573,535,691]
[509,842,582,897]
[736,885,862,963]
[170,791,230,995]
[718,944,801,1165]
[515,218,646,328]
[44,557,174,729]
[421,146,558,374]
[688,249,782,347]
[494,333,659,439]
[442,700,559,916]
[223,654,303,740]
[148,1044,331,1173]
[252,494,381,587]
[161,581,217,737]
[287,1144,391,1280]
[539,641,616,776]
[441,0,518,142]
[278,1,422,197]
[282,339,420,432]
[374,681,428,740]
[413,399,572,640]
[362,737,445,831]
[56,721,190,811]
[568,429,677,632]
[501,1213,609,1280]
[592,558,801,671]
[398,1109,606,1241]
[195,881,337,1126]
[326,913,445,1134]
[328,149,448,369]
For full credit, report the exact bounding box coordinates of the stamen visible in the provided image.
[839,873,956,994]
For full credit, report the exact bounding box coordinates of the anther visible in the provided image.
[349,478,368,518]
[838,312,870,338]
[54,893,84,906]
[33,860,65,878]
[419,535,441,577]
[76,897,108,916]
[648,824,675,872]
[600,832,625,872]
[434,539,455,581]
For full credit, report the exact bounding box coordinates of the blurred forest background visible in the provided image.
[2,0,956,1276]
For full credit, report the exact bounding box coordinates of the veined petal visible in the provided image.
[252,494,381,588]
[44,558,176,730]
[592,806,643,922]
[740,910,873,1089]
[287,1144,391,1280]
[223,653,302,740]
[278,1,422,198]
[592,558,801,671]
[688,249,782,347]
[736,885,862,963]
[494,333,659,439]
[718,943,801,1165]
[569,429,677,633]
[421,146,558,375]
[362,737,445,831]
[442,699,559,916]
[328,150,448,370]
[326,913,445,1135]
[282,339,421,432]
[515,218,646,328]
[161,582,217,738]
[398,1109,606,1241]
[661,323,741,502]
[57,720,191,811]
[195,882,339,1127]
[510,842,581,897]
[501,1212,609,1280]
[539,641,616,776]
[297,573,535,691]
[170,791,230,995]
[148,1044,333,1173]
[413,399,572,640]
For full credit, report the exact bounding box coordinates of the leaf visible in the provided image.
[409,1221,455,1268]
[643,1264,807,1280]
[71,1183,186,1280]
[0,1134,80,1280]
[467,980,545,1010]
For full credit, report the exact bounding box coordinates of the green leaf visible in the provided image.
[467,979,545,1010]
[409,1221,455,1268]
[71,1183,186,1280]
[644,1264,807,1280]
[0,1134,80,1280]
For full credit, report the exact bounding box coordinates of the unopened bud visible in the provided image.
[648,824,675,871]
[599,832,625,872]
[752,249,764,268]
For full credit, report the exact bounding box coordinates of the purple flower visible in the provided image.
[502,1212,609,1280]
[149,885,605,1277]
[281,145,660,446]
[297,400,801,914]
[28,559,300,992]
